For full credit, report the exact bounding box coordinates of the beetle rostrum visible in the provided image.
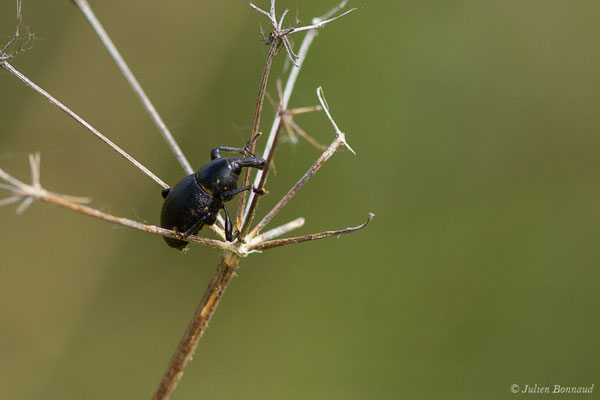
[160,145,266,250]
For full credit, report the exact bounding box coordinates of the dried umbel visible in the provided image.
[0,1,372,399]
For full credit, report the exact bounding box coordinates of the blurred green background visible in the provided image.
[1,0,600,399]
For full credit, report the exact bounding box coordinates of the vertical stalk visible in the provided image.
[236,38,282,227]
[152,251,241,400]
[240,28,320,236]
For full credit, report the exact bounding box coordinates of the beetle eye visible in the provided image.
[232,162,241,174]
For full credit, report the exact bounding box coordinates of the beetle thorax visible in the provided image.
[195,158,239,198]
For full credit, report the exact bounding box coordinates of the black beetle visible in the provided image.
[160,144,266,250]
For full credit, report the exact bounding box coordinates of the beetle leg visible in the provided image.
[211,146,248,160]
[222,204,240,242]
[220,185,266,202]
[241,133,261,157]
[210,136,261,159]
[220,185,252,200]
[182,213,209,238]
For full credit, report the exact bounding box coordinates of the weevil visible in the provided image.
[160,144,266,250]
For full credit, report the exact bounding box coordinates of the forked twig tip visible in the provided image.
[309,4,358,30]
[342,135,357,155]
[316,87,357,155]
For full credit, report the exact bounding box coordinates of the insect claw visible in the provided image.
[252,186,267,195]
[173,228,186,239]
[236,232,246,244]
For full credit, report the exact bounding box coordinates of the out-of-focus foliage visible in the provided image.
[1,1,599,399]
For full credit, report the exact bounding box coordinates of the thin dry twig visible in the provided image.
[1,2,169,192]
[240,1,356,235]
[266,90,326,149]
[0,61,169,189]
[0,156,232,252]
[249,86,355,238]
[72,0,193,175]
[248,213,374,251]
[254,216,305,242]
[0,154,324,255]
[284,116,326,150]
[236,38,282,226]
[288,7,358,34]
[70,0,226,237]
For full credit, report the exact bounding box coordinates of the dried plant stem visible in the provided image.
[236,39,282,227]
[288,7,357,34]
[1,3,369,400]
[69,0,225,237]
[249,213,374,251]
[240,0,356,235]
[250,134,349,238]
[151,4,361,398]
[152,252,240,400]
[0,162,232,251]
[250,40,282,150]
[72,0,193,175]
[45,193,231,251]
[282,112,326,150]
[249,87,354,238]
[0,60,168,189]
[240,16,325,235]
[253,217,305,242]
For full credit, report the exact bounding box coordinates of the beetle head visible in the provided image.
[195,158,240,198]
